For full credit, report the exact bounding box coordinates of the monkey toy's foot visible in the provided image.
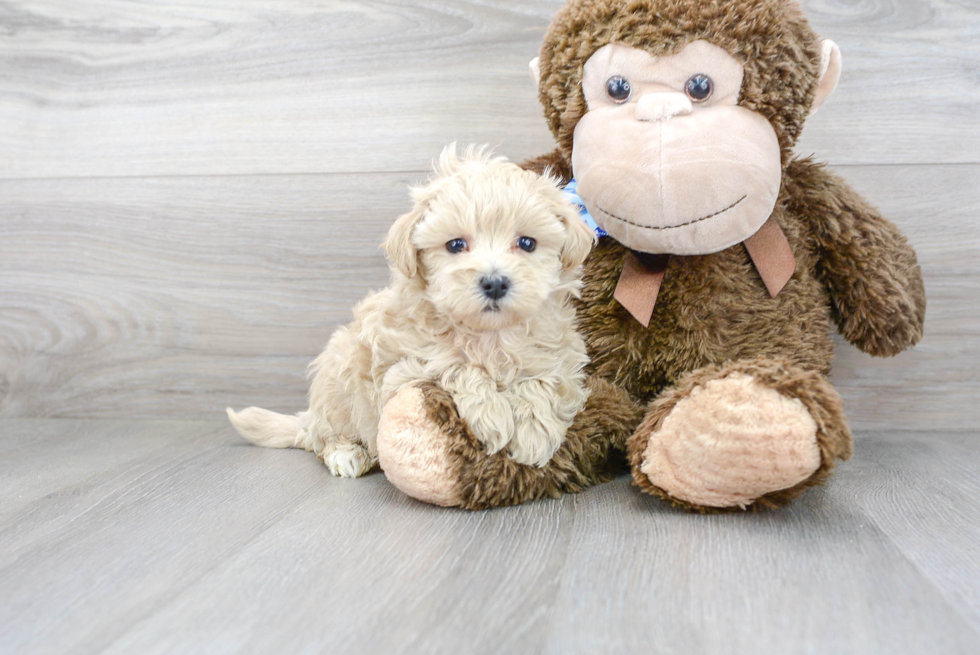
[628,358,853,511]
[377,379,643,510]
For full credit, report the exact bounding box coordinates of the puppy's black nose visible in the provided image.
[480,275,510,301]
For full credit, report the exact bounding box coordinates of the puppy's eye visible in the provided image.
[606,75,632,103]
[685,74,713,102]
[517,236,536,252]
[445,238,468,254]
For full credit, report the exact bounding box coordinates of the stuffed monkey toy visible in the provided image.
[375,0,925,511]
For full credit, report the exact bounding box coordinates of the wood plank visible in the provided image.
[1,0,978,180]
[1,165,976,430]
[0,420,251,568]
[0,419,215,518]
[542,450,980,655]
[0,420,336,654]
[0,0,563,179]
[0,419,571,654]
[103,481,574,655]
[2,420,978,654]
[842,432,980,632]
[0,172,410,419]
[797,0,980,167]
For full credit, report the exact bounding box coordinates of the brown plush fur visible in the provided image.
[515,146,924,508]
[522,154,926,400]
[537,0,822,164]
[389,0,925,511]
[510,0,923,510]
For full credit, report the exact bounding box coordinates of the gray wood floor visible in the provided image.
[1,420,979,654]
[2,1,980,653]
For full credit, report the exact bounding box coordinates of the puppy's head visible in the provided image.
[383,144,595,331]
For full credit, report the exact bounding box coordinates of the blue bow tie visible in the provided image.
[562,179,607,238]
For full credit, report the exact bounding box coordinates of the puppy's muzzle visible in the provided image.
[480,275,510,301]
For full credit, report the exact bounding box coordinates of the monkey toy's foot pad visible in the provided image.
[377,386,465,507]
[636,372,822,509]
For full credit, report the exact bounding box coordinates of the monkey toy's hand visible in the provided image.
[791,160,926,357]
[375,377,643,509]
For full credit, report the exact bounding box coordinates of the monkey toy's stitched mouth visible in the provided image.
[594,194,747,231]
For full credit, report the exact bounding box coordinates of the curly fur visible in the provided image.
[229,145,597,474]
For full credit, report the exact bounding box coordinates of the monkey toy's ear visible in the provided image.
[529,56,541,90]
[810,39,842,115]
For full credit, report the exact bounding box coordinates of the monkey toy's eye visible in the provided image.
[446,238,467,253]
[517,236,537,252]
[685,74,713,102]
[606,75,632,103]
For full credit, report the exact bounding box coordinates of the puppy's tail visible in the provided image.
[226,406,315,452]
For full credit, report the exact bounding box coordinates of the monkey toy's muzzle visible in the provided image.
[571,101,782,256]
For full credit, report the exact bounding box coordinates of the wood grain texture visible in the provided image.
[842,433,980,631]
[0,172,411,418]
[544,459,979,655]
[1,0,979,180]
[1,419,978,654]
[795,0,980,166]
[0,0,564,179]
[2,165,977,429]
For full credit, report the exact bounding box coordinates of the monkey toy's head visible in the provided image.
[531,0,841,256]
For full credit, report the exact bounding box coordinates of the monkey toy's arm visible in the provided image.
[787,158,926,357]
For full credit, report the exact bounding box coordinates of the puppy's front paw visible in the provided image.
[321,443,376,478]
[506,400,566,467]
[452,391,514,456]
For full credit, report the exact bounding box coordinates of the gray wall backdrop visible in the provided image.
[1,0,978,430]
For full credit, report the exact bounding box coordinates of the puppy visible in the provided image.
[227,145,596,477]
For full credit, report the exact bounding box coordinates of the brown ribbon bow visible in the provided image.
[613,216,796,327]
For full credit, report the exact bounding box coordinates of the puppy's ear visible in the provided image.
[384,145,463,278]
[559,206,597,272]
[383,199,428,278]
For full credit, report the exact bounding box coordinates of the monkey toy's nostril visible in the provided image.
[480,276,510,300]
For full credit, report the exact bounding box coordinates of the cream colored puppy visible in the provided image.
[228,146,595,477]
